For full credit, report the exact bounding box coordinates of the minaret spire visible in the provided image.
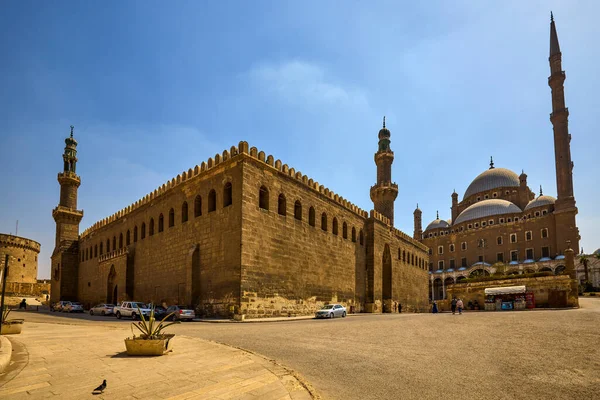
[540,185,543,197]
[436,210,439,220]
[489,156,494,169]
[550,12,561,57]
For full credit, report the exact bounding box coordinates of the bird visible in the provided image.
[92,380,106,394]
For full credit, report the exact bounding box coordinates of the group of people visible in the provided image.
[393,302,402,313]
[431,297,464,314]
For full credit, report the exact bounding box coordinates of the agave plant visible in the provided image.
[1,306,10,324]
[130,306,179,340]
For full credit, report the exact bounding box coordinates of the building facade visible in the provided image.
[0,233,41,284]
[422,16,580,300]
[50,122,430,317]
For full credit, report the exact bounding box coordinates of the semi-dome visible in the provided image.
[425,218,450,231]
[524,195,556,211]
[454,199,522,225]
[463,168,520,200]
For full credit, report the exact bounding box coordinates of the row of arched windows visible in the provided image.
[81,182,234,262]
[397,248,426,270]
[258,185,364,245]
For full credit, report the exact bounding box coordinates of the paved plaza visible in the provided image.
[1,298,600,399]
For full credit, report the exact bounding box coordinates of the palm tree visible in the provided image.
[579,254,589,282]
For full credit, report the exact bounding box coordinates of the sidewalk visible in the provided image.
[0,322,314,400]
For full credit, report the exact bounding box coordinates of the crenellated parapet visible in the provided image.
[391,228,429,252]
[0,233,41,253]
[98,247,128,263]
[81,141,369,239]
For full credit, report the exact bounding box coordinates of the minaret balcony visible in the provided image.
[58,171,81,185]
[549,108,569,122]
[52,205,83,221]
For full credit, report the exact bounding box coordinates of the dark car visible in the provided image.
[152,306,168,320]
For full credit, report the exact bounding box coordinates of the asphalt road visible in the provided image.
[15,298,600,400]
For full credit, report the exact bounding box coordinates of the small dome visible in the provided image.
[454,199,522,225]
[425,218,450,231]
[594,249,600,255]
[463,168,520,200]
[524,195,556,211]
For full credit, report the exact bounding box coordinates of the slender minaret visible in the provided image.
[51,126,84,302]
[548,14,579,253]
[451,190,458,223]
[370,117,398,225]
[413,204,422,240]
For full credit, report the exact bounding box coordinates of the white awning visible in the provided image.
[484,285,526,295]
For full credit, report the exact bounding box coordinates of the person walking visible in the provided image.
[398,303,402,313]
[393,302,397,313]
[451,298,457,315]
[457,298,464,315]
[432,301,438,314]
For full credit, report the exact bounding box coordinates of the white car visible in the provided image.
[89,304,115,316]
[63,302,84,313]
[315,304,347,319]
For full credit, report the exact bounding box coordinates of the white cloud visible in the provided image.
[248,60,368,109]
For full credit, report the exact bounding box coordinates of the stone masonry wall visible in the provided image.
[77,159,243,316]
[0,234,41,284]
[240,158,368,317]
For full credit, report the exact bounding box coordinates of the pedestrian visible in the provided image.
[393,302,397,313]
[451,297,457,315]
[398,303,402,313]
[432,301,438,314]
[457,298,464,315]
[19,299,27,309]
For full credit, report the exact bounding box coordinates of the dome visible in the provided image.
[524,195,556,211]
[454,199,522,225]
[425,218,450,231]
[463,168,520,200]
[594,249,600,255]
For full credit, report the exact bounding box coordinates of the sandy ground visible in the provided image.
[11,298,600,400]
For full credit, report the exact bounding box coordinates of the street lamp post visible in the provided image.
[0,254,9,333]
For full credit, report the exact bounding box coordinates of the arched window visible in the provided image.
[352,227,356,242]
[141,223,146,239]
[541,228,548,238]
[259,186,269,210]
[294,200,302,220]
[119,233,123,249]
[309,207,316,227]
[403,250,406,263]
[321,213,328,231]
[343,222,348,239]
[223,182,232,207]
[113,236,116,251]
[149,219,155,236]
[169,208,175,227]
[181,202,188,223]
[332,218,338,235]
[85,248,88,261]
[359,229,364,245]
[134,226,138,242]
[94,244,98,258]
[208,189,216,212]
[398,248,401,260]
[411,254,415,265]
[278,194,286,216]
[106,239,110,252]
[100,242,103,255]
[126,230,130,246]
[158,214,164,232]
[194,195,202,217]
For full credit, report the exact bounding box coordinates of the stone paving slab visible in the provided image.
[0,322,313,400]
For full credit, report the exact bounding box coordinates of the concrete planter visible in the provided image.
[124,334,174,356]
[1,319,24,335]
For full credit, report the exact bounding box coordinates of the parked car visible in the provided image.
[89,304,115,316]
[63,302,84,313]
[52,301,71,312]
[113,301,152,320]
[166,305,196,321]
[152,306,168,320]
[315,304,346,319]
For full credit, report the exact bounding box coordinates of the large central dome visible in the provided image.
[463,168,520,200]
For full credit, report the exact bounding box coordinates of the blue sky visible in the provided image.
[1,1,598,278]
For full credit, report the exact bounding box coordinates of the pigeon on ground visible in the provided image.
[92,379,106,394]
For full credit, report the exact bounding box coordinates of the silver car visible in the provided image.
[89,304,115,316]
[63,302,84,313]
[166,305,196,321]
[315,304,347,319]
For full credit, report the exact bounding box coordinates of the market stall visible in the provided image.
[484,285,532,311]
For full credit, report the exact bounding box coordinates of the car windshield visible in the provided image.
[133,303,146,308]
[321,305,334,310]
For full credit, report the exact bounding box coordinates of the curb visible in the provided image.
[0,336,12,374]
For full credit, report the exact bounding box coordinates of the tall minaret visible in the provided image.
[548,14,579,253]
[370,117,398,225]
[51,125,84,302]
[413,204,422,240]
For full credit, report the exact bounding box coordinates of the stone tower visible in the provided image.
[51,125,83,302]
[370,117,398,225]
[547,14,579,253]
[451,190,459,223]
[413,204,422,240]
